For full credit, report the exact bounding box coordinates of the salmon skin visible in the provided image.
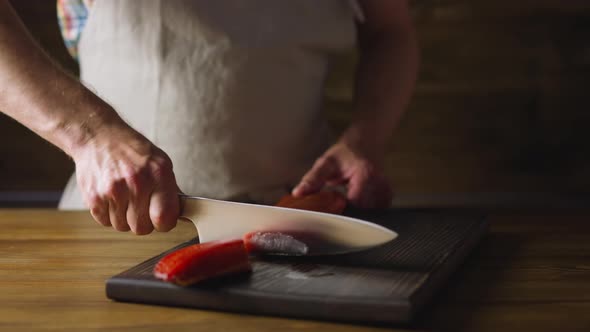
[243,231,308,256]
[241,191,348,256]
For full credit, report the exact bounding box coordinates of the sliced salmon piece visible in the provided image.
[276,190,347,215]
[154,238,251,286]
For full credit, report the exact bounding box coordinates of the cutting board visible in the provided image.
[106,209,488,324]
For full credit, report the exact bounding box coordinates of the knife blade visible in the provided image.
[178,195,397,256]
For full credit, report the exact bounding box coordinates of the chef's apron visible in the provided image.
[58,0,359,209]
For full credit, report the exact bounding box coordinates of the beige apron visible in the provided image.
[59,0,358,209]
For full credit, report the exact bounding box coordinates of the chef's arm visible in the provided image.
[292,0,417,207]
[0,0,122,155]
[341,0,418,161]
[0,1,179,234]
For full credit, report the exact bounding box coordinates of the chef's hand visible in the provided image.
[0,1,180,233]
[72,126,180,235]
[292,0,419,208]
[292,140,393,209]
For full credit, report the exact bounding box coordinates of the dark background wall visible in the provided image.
[2,0,590,206]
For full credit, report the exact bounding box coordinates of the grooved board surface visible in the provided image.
[106,210,488,324]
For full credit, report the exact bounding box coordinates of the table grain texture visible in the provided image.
[0,209,589,332]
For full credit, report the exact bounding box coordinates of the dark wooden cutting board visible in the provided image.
[106,209,488,324]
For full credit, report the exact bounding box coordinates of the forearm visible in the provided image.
[0,0,124,157]
[343,24,419,160]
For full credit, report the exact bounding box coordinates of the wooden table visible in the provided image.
[1,209,589,331]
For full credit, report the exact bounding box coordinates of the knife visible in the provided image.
[178,195,397,256]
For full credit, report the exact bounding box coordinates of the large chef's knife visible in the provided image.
[178,195,397,256]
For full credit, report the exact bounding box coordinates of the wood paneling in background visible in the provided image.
[2,1,590,205]
[325,0,590,194]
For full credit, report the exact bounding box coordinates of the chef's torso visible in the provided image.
[58,0,358,209]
